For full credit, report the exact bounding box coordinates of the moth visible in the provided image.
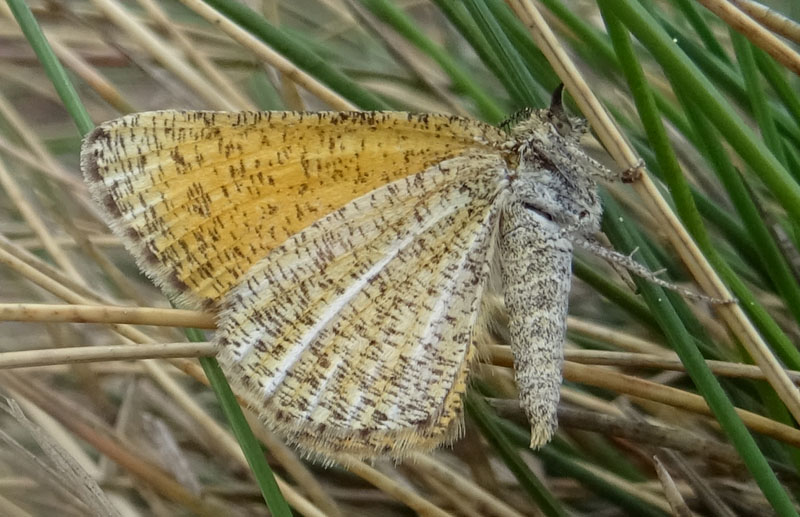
[82,87,614,458]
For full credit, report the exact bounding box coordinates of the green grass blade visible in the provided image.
[484,0,559,93]
[359,0,505,121]
[539,0,617,68]
[185,329,292,517]
[433,0,557,107]
[607,0,800,225]
[757,50,800,134]
[433,0,520,104]
[572,258,659,331]
[672,0,728,60]
[191,335,293,517]
[600,193,798,517]
[731,32,785,165]
[462,0,544,107]
[599,1,800,370]
[677,93,800,368]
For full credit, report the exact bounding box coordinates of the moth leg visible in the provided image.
[500,200,572,448]
[574,237,735,305]
[621,159,645,183]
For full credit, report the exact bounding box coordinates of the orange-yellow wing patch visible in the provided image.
[81,110,505,308]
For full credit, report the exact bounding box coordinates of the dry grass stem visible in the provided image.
[656,449,738,517]
[0,303,215,329]
[90,0,239,110]
[555,406,743,466]
[407,453,526,517]
[729,0,800,44]
[137,0,255,111]
[335,456,454,517]
[489,345,800,382]
[560,385,627,417]
[242,410,344,517]
[580,458,673,512]
[344,0,469,116]
[0,153,82,282]
[0,139,84,191]
[0,343,215,369]
[565,362,800,447]
[566,316,669,354]
[653,455,693,517]
[46,33,137,114]
[0,236,108,304]
[178,0,357,110]
[0,373,228,517]
[698,0,800,74]
[141,361,332,517]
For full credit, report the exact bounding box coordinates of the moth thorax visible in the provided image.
[510,160,602,233]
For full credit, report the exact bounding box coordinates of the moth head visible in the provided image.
[546,84,588,142]
[501,85,587,143]
[504,85,608,234]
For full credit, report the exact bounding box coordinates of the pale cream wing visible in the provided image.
[81,110,504,308]
[216,152,508,457]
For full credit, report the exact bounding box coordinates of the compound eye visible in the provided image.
[552,118,573,137]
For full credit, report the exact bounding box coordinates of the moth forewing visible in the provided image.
[216,152,508,457]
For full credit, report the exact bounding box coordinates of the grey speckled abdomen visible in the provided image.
[500,198,572,447]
